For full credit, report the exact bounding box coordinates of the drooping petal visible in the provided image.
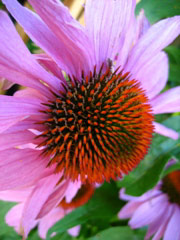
[154,122,179,140]
[129,194,168,228]
[34,54,66,81]
[28,0,94,77]
[85,0,136,68]
[126,16,180,75]
[37,179,69,218]
[120,188,161,202]
[0,10,60,94]
[118,201,142,219]
[5,203,25,234]
[134,52,169,99]
[164,205,180,240]
[65,180,82,203]
[0,148,48,190]
[38,208,65,239]
[150,87,180,114]
[22,173,62,237]
[146,204,173,240]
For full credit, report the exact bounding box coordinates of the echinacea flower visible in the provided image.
[118,170,180,240]
[0,1,180,187]
[0,180,94,238]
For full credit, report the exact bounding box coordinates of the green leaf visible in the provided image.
[165,46,180,87]
[125,151,172,196]
[136,0,180,24]
[87,227,143,240]
[47,183,121,239]
[162,161,180,177]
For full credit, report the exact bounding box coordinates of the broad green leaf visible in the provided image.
[87,227,143,240]
[47,183,121,239]
[136,0,180,23]
[125,151,172,196]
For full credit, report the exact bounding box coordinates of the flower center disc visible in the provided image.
[38,67,154,183]
[161,170,180,206]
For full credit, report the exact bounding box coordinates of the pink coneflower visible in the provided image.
[118,170,180,240]
[0,181,94,238]
[0,1,180,184]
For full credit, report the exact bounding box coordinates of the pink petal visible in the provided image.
[0,10,60,94]
[150,87,180,114]
[38,208,65,239]
[129,194,169,228]
[85,0,136,68]
[135,52,168,99]
[2,0,84,80]
[134,10,150,44]
[145,204,173,240]
[126,16,180,77]
[120,188,161,202]
[38,179,70,218]
[28,0,94,77]
[0,95,44,133]
[3,115,45,134]
[64,180,82,203]
[68,225,81,237]
[118,201,142,219]
[153,122,179,140]
[14,87,47,102]
[0,148,48,190]
[164,204,180,240]
[0,95,42,116]
[0,130,36,151]
[22,173,62,237]
[0,188,32,202]
[5,203,25,234]
[35,54,66,81]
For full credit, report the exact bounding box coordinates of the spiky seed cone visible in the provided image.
[37,67,154,183]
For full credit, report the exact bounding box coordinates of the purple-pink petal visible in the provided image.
[85,0,136,69]
[154,122,179,140]
[150,87,180,114]
[164,205,180,240]
[133,51,169,99]
[126,16,180,76]
[28,0,95,78]
[0,148,48,190]
[129,194,168,228]
[21,173,62,237]
[0,10,60,94]
[0,130,36,151]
